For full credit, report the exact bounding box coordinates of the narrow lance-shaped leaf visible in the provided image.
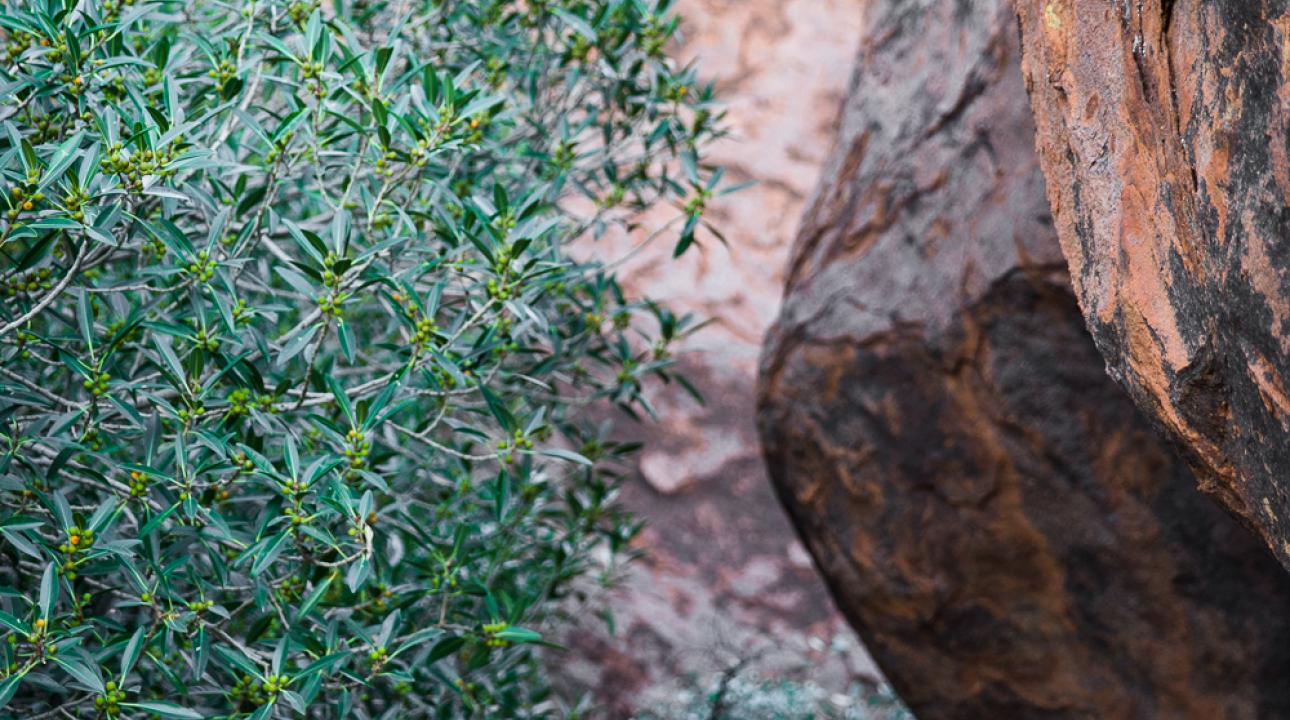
[38,563,57,624]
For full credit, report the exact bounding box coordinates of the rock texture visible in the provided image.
[758,0,1290,718]
[557,0,883,715]
[1015,0,1290,567]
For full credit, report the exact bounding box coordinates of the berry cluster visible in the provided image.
[100,0,137,23]
[261,674,289,695]
[185,250,217,283]
[59,527,94,555]
[224,388,253,419]
[93,681,127,717]
[176,400,206,426]
[3,31,33,62]
[372,150,398,179]
[343,429,371,479]
[4,268,52,296]
[190,326,219,353]
[228,674,268,710]
[61,187,91,222]
[231,452,256,475]
[6,173,45,221]
[409,137,433,166]
[14,329,34,359]
[287,0,321,25]
[99,144,181,191]
[317,291,348,319]
[127,470,149,498]
[207,59,237,89]
[411,313,439,350]
[481,622,512,649]
[142,235,167,260]
[497,429,534,465]
[82,372,110,398]
[80,428,104,452]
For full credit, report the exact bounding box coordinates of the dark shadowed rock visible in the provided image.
[1015,0,1290,568]
[758,0,1290,718]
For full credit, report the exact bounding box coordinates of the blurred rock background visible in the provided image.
[554,1,905,716]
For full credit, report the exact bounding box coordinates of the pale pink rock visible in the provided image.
[555,0,880,713]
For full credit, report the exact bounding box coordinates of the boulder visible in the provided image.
[1016,0,1290,568]
[758,0,1290,717]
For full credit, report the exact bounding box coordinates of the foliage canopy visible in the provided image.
[0,0,726,716]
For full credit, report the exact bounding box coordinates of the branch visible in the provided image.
[0,242,88,339]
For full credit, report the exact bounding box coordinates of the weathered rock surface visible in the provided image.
[556,1,884,715]
[758,0,1290,718]
[1015,0,1290,567]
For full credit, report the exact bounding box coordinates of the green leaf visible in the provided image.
[140,503,180,539]
[38,564,57,623]
[479,385,516,433]
[338,320,355,364]
[0,528,41,561]
[680,148,700,185]
[283,220,326,265]
[53,655,104,693]
[392,627,441,658]
[0,610,31,637]
[344,555,369,592]
[272,636,287,675]
[296,651,347,680]
[17,138,37,174]
[284,434,300,479]
[0,672,26,710]
[123,701,205,719]
[673,226,697,257]
[279,690,306,715]
[552,8,597,39]
[51,491,73,531]
[76,291,95,354]
[251,532,289,576]
[213,645,263,682]
[328,375,354,426]
[275,266,316,297]
[277,323,319,367]
[152,337,186,385]
[536,448,593,466]
[494,626,542,644]
[121,626,147,678]
[39,131,83,191]
[296,574,332,621]
[426,636,464,664]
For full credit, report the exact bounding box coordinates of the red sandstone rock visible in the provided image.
[1015,0,1290,567]
[759,0,1290,717]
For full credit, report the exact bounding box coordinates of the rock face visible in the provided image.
[758,0,1290,718]
[555,1,883,715]
[1014,0,1290,567]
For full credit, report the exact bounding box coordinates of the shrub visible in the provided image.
[0,0,727,716]
[642,675,911,720]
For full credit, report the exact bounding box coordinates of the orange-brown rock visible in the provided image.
[1014,1,1290,567]
[758,0,1290,718]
